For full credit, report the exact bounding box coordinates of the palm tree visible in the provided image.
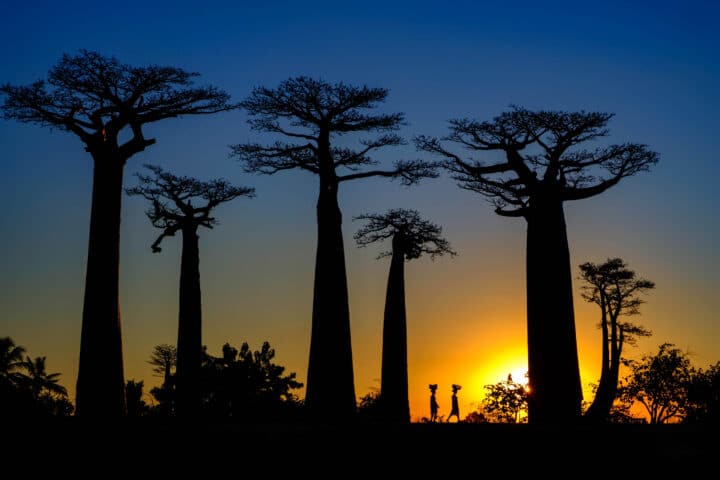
[1,51,239,416]
[354,209,455,422]
[0,337,27,384]
[23,356,67,398]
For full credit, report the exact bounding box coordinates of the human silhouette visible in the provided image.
[447,384,461,422]
[354,210,455,424]
[234,77,438,421]
[429,384,439,422]
[417,109,658,424]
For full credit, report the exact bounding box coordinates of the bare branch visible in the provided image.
[417,107,659,218]
[126,164,254,251]
[230,142,320,175]
[338,159,439,185]
[333,134,405,169]
[354,208,456,260]
[1,50,238,156]
[237,76,421,189]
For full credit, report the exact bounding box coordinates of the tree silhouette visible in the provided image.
[1,337,28,414]
[0,337,26,383]
[0,50,238,416]
[127,165,254,416]
[231,76,438,419]
[416,107,659,423]
[354,209,455,423]
[22,356,68,400]
[685,362,720,425]
[147,343,177,389]
[579,258,654,423]
[147,344,177,416]
[0,338,73,416]
[199,341,304,419]
[125,380,149,417]
[619,343,694,424]
[482,373,529,423]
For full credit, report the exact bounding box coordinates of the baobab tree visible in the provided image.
[416,107,659,423]
[354,209,455,423]
[231,77,438,419]
[0,50,238,416]
[579,258,654,422]
[127,164,254,416]
[147,343,177,391]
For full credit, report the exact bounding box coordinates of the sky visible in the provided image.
[1,0,718,421]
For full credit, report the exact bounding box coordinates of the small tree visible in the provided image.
[685,362,720,425]
[1,50,238,416]
[126,380,149,417]
[579,258,654,422]
[0,337,26,384]
[482,373,529,423]
[199,341,304,419]
[20,355,73,416]
[22,356,68,400]
[417,107,658,422]
[619,343,694,424]
[128,165,254,416]
[147,343,177,389]
[354,209,455,423]
[232,77,438,419]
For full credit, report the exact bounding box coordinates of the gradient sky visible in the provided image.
[1,0,718,420]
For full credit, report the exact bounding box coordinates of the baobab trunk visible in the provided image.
[525,195,582,423]
[585,305,611,422]
[76,156,127,416]
[176,225,202,417]
[305,179,356,419]
[380,237,410,423]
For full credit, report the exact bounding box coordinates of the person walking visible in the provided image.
[429,384,439,422]
[447,384,461,422]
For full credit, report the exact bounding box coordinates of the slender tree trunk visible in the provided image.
[305,178,356,420]
[380,237,410,423]
[585,298,611,421]
[525,195,582,423]
[163,364,171,389]
[176,225,202,417]
[76,156,127,416]
[605,328,624,414]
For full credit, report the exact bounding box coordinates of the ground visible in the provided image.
[8,420,716,475]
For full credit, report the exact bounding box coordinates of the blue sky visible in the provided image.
[1,0,718,418]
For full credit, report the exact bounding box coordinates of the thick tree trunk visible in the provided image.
[305,179,356,420]
[525,196,582,423]
[380,239,410,423]
[176,225,202,417]
[75,156,127,416]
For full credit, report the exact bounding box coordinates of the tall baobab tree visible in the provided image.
[416,107,659,423]
[579,258,654,422]
[0,50,238,416]
[127,164,254,416]
[231,77,438,419]
[354,209,455,423]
